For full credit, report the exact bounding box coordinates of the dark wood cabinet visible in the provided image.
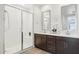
[47,35,56,53]
[66,38,79,54]
[41,35,47,50]
[56,37,79,54]
[34,34,46,50]
[56,36,68,54]
[34,34,79,54]
[34,34,42,48]
[56,37,64,53]
[35,34,56,53]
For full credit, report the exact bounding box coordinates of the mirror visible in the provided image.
[42,10,51,33]
[61,4,77,34]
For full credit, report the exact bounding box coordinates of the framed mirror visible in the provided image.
[42,10,51,33]
[61,4,77,34]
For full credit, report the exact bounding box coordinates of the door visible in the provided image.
[22,11,33,49]
[4,6,21,54]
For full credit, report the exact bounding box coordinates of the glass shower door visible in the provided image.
[4,5,21,54]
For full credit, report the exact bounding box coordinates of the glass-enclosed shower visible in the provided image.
[0,4,34,54]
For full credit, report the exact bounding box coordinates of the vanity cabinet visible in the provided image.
[34,34,56,53]
[34,33,79,54]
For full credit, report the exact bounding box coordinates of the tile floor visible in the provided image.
[21,48,50,54]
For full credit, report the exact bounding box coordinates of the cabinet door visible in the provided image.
[56,37,67,54]
[35,34,42,48]
[41,35,46,50]
[47,36,55,53]
[67,38,79,54]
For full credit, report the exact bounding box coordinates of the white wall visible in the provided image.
[77,5,79,33]
[34,4,79,34]
[34,6,42,33]
[34,4,62,33]
[0,5,4,53]
[51,5,62,33]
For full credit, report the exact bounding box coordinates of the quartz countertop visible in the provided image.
[34,32,79,39]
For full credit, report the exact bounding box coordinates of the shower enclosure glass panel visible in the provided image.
[4,6,21,54]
